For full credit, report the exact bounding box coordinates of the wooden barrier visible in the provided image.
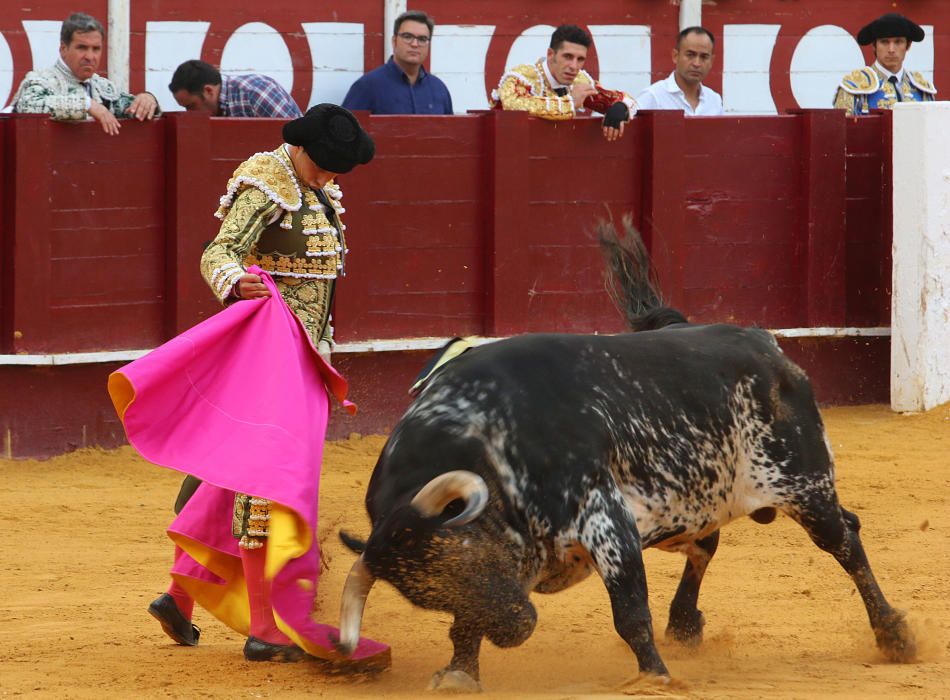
[0,110,893,457]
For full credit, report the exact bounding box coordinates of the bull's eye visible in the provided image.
[442,498,465,520]
[391,527,416,548]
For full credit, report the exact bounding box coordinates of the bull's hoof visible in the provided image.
[875,611,917,663]
[427,669,482,693]
[665,610,705,647]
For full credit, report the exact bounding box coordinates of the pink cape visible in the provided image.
[108,267,388,662]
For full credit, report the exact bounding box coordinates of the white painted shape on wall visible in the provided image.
[679,0,703,30]
[144,21,211,112]
[790,25,864,109]
[588,25,652,98]
[0,32,13,110]
[722,24,780,114]
[891,102,950,412]
[903,25,935,78]
[303,22,364,109]
[506,25,555,70]
[430,25,494,113]
[23,20,61,71]
[220,22,294,94]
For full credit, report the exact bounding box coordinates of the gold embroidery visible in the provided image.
[304,190,321,209]
[233,494,271,549]
[215,148,303,220]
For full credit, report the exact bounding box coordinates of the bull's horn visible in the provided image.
[410,470,489,527]
[337,555,375,656]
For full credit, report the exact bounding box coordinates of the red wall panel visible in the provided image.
[0,110,893,354]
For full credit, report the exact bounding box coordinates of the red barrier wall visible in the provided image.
[0,110,893,457]
[0,110,892,353]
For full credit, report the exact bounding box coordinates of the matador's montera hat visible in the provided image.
[283,104,375,174]
[856,13,925,46]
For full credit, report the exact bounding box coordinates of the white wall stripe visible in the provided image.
[0,328,892,366]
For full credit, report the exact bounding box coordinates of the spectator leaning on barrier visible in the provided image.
[636,27,723,116]
[169,60,302,118]
[834,13,936,117]
[11,12,160,135]
[490,24,636,142]
[342,10,453,115]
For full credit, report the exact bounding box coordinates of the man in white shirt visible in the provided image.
[636,27,723,116]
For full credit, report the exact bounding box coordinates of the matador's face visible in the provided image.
[873,37,910,75]
[546,42,588,86]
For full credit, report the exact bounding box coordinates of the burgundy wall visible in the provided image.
[0,109,892,354]
[0,110,893,457]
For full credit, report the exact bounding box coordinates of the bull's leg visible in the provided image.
[428,615,483,692]
[792,499,916,662]
[666,530,720,646]
[579,488,669,678]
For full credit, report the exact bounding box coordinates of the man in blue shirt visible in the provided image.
[342,10,453,115]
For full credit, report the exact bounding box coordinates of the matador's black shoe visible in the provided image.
[243,636,305,662]
[148,593,201,646]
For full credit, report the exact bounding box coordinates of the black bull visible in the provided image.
[334,223,915,691]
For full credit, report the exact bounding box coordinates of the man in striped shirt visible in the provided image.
[169,59,302,118]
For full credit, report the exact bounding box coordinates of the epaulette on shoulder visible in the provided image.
[839,67,880,95]
[214,150,302,220]
[491,63,542,103]
[909,71,937,94]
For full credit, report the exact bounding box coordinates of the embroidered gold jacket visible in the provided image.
[833,66,936,116]
[200,146,347,345]
[490,59,636,120]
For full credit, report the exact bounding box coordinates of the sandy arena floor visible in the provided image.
[2,403,948,699]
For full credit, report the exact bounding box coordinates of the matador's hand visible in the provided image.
[235,273,271,299]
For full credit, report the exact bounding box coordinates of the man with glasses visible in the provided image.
[342,10,453,114]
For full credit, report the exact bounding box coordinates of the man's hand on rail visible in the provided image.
[127,93,160,121]
[89,101,121,135]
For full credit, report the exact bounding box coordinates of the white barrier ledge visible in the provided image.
[891,102,950,412]
[0,327,891,366]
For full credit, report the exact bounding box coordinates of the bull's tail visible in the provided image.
[598,216,688,331]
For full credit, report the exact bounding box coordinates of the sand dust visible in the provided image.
[2,403,948,699]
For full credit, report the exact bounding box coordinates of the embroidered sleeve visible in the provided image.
[492,66,575,120]
[12,75,89,120]
[833,87,859,116]
[108,92,137,119]
[582,78,638,118]
[200,187,281,303]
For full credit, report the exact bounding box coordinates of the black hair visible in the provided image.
[61,13,104,45]
[394,10,434,37]
[550,24,592,51]
[168,60,222,94]
[677,26,716,48]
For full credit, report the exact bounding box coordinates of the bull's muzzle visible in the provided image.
[410,470,489,526]
[337,555,376,656]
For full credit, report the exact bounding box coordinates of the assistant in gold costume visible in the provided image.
[490,24,636,141]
